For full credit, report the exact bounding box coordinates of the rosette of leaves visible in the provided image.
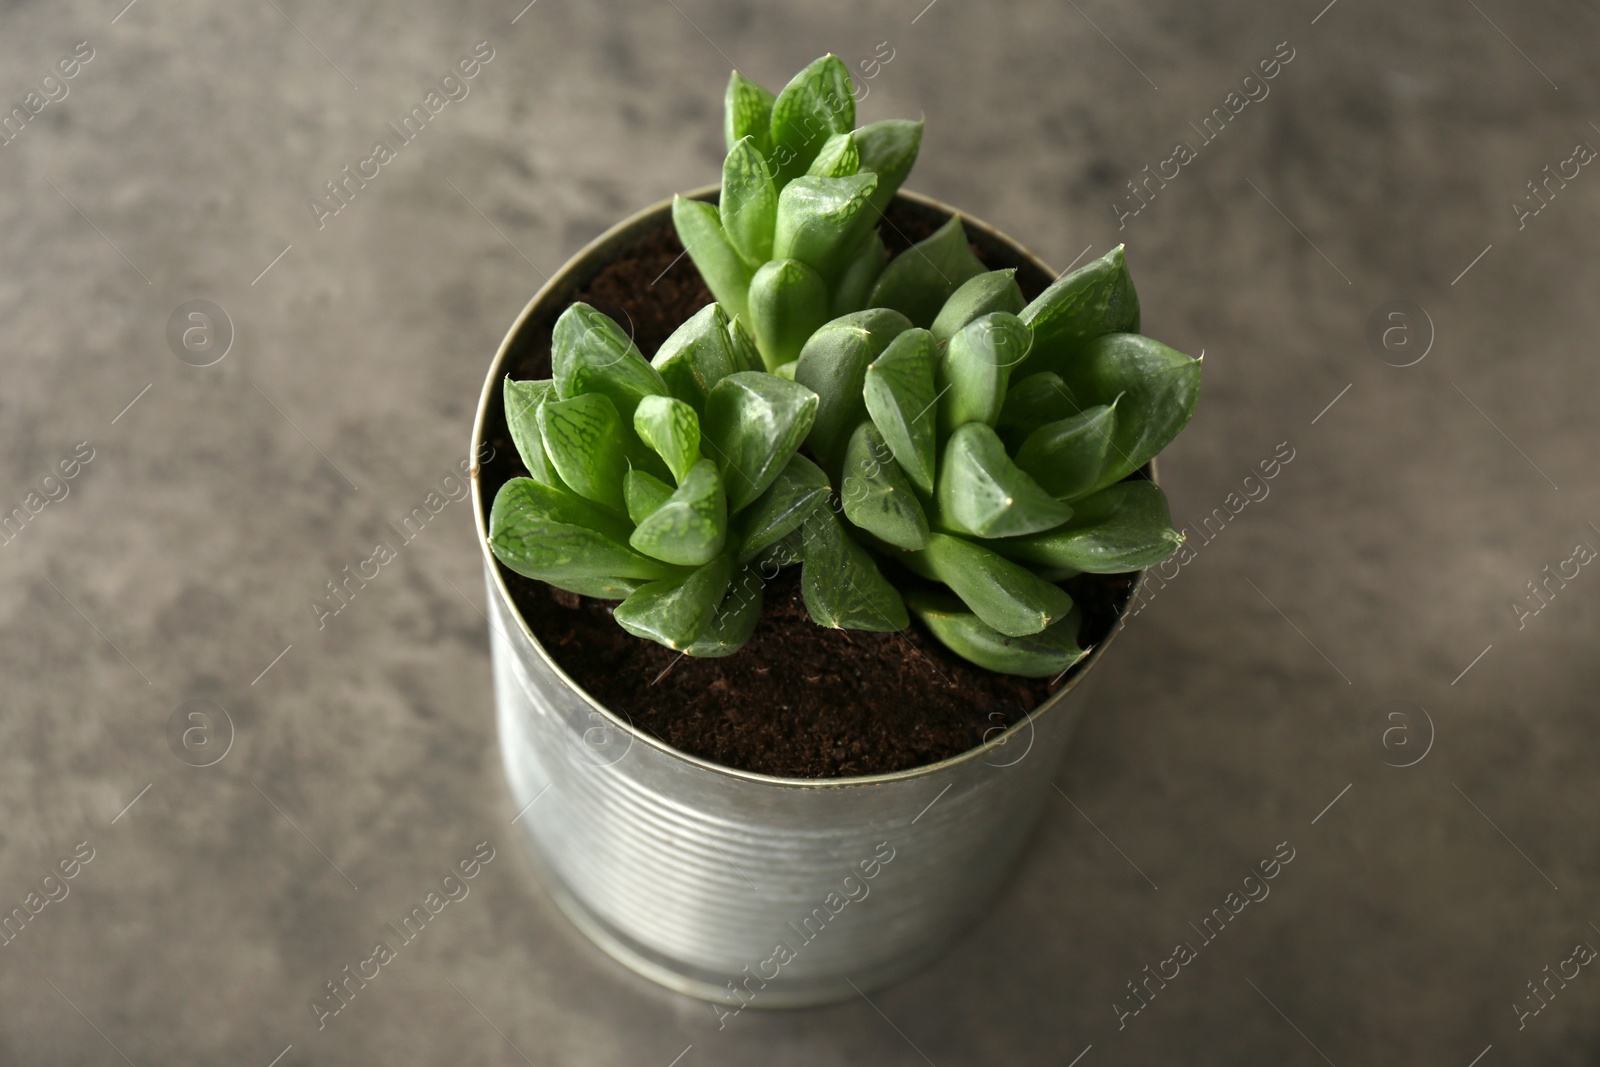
[794,239,1201,676]
[673,54,924,373]
[487,300,849,657]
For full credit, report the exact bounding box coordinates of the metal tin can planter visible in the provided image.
[471,188,1153,1008]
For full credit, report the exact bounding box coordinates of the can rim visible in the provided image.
[470,185,1155,789]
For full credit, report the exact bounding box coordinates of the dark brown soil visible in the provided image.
[480,196,1140,779]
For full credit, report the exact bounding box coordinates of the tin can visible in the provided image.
[471,189,1152,1008]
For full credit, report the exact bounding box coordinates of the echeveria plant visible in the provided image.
[673,54,923,372]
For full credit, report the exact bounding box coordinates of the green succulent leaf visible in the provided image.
[930,269,1026,346]
[702,371,819,512]
[633,395,702,484]
[997,480,1183,573]
[614,554,735,650]
[853,118,923,215]
[1059,333,1201,492]
[911,532,1073,637]
[1013,401,1117,501]
[488,478,674,581]
[628,457,728,566]
[652,303,742,412]
[733,453,830,562]
[725,70,775,156]
[841,421,930,550]
[799,506,908,631]
[747,258,831,372]
[624,468,674,525]
[672,196,754,323]
[538,393,629,513]
[754,527,806,570]
[550,303,669,424]
[504,378,559,487]
[996,371,1076,446]
[829,228,889,318]
[491,474,635,545]
[726,315,763,374]
[772,173,879,281]
[768,54,855,186]
[1019,246,1140,372]
[794,307,915,471]
[862,327,938,495]
[939,311,1032,433]
[807,132,860,178]
[543,575,649,601]
[908,588,1087,678]
[935,423,1073,538]
[868,215,986,328]
[684,566,765,657]
[721,136,778,264]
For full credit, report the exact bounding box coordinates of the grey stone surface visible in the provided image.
[0,0,1596,1063]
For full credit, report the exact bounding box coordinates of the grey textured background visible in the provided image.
[2,0,1596,1063]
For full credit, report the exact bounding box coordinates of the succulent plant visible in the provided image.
[488,53,1202,676]
[793,242,1201,676]
[488,300,906,657]
[673,54,924,373]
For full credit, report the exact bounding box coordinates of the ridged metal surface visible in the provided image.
[472,189,1148,1008]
